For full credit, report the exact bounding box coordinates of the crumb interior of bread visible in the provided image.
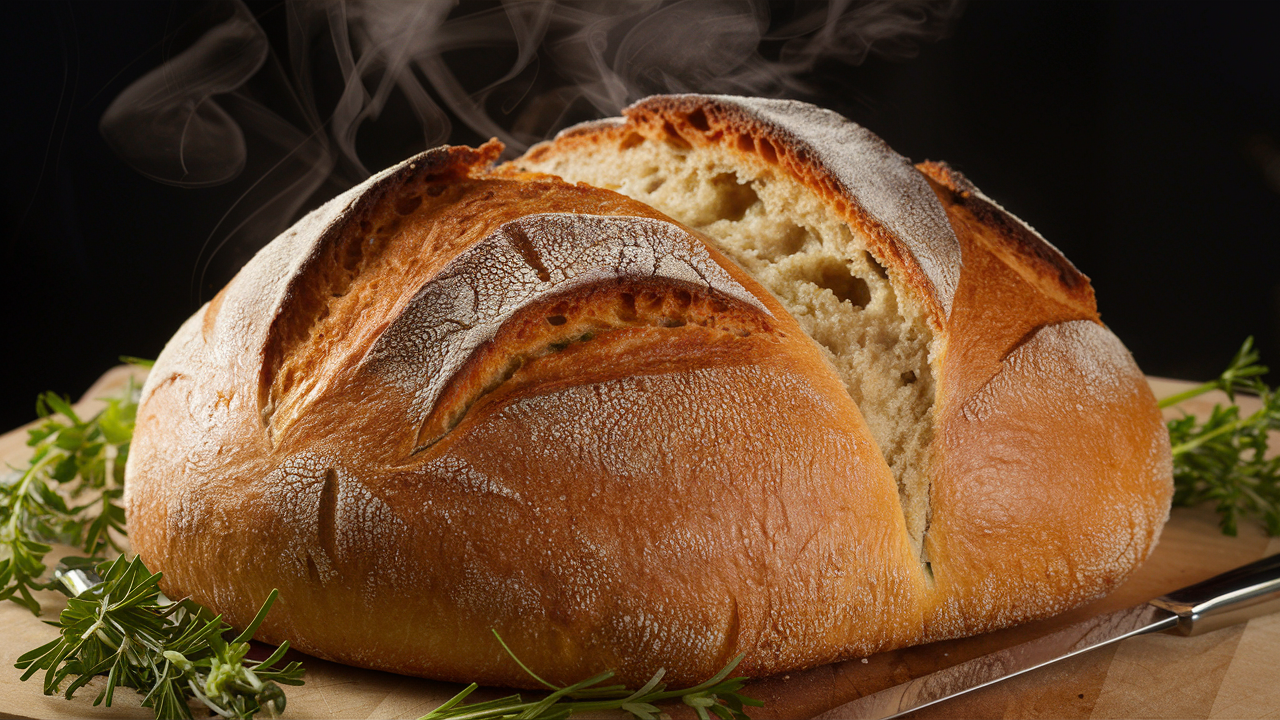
[521,135,937,558]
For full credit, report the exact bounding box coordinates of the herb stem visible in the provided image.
[1170,405,1269,456]
[489,629,560,692]
[444,701,542,720]
[5,451,55,535]
[1158,380,1222,409]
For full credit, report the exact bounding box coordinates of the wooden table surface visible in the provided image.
[1,368,1277,720]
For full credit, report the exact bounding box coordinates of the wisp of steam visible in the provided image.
[99,0,963,299]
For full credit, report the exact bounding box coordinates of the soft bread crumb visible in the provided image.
[519,134,937,556]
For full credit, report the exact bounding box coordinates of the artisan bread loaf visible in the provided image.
[124,95,1172,689]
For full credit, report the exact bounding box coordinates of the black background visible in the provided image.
[3,1,1278,432]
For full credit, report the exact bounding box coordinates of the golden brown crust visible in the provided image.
[127,95,1173,689]
[918,161,1171,635]
[917,160,1096,317]
[926,320,1171,637]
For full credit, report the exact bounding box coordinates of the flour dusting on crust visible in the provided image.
[365,213,771,435]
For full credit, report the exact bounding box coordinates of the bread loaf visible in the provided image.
[124,94,1172,688]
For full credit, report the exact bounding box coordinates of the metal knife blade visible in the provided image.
[813,552,1280,719]
[812,604,1178,719]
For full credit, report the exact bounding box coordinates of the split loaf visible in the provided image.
[125,94,1172,687]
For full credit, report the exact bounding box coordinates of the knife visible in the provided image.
[813,553,1280,720]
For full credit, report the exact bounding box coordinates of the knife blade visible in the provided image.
[813,553,1280,720]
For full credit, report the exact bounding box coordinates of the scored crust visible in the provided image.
[126,95,1172,688]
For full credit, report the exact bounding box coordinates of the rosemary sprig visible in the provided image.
[1161,337,1280,535]
[6,368,309,718]
[1,378,139,613]
[15,555,304,720]
[420,630,762,720]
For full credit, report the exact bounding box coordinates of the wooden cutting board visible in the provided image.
[1,368,1277,720]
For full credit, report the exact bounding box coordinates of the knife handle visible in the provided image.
[1149,553,1280,636]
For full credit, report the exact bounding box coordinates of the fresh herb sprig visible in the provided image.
[421,630,761,720]
[6,369,309,718]
[1162,337,1280,535]
[16,555,304,720]
[1,380,139,613]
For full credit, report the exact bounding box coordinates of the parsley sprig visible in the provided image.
[1,381,139,613]
[16,555,304,719]
[420,630,761,720]
[1162,337,1280,535]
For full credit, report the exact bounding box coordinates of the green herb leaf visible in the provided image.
[1,381,140,612]
[14,555,304,720]
[8,366,305,718]
[1162,337,1280,536]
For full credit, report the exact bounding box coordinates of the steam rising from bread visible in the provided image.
[99,0,962,292]
[99,2,268,188]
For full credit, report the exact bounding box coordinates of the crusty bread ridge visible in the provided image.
[125,94,1172,688]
